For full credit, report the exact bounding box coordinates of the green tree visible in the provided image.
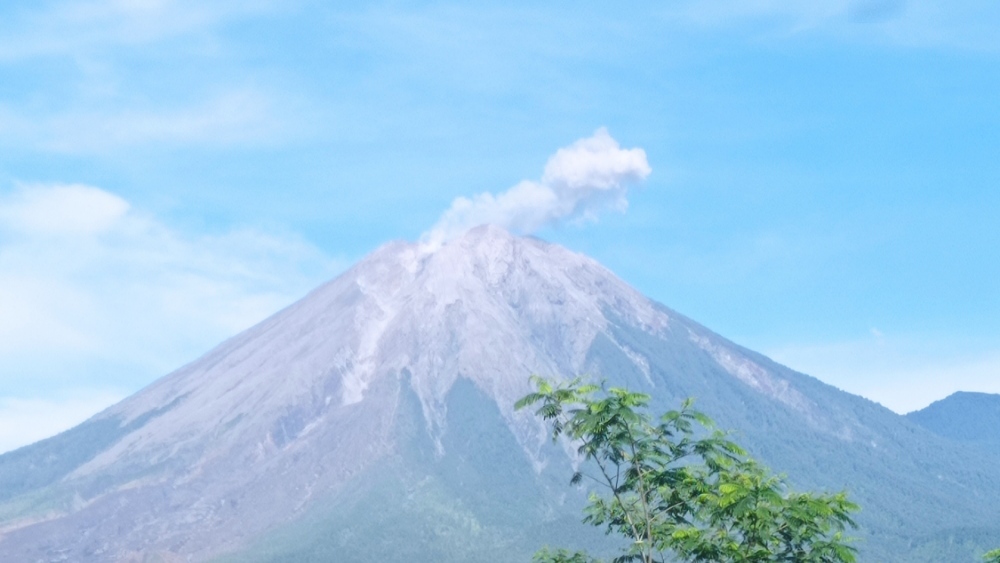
[516,376,858,563]
[984,549,1000,563]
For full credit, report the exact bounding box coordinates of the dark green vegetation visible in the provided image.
[518,377,857,563]
[907,392,1000,448]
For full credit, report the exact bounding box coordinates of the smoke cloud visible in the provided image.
[421,128,651,249]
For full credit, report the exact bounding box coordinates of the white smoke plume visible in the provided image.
[421,128,651,250]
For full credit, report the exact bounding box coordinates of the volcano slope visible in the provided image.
[0,225,998,562]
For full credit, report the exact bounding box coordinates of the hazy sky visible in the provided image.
[1,0,999,452]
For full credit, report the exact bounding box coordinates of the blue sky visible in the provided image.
[1,0,998,452]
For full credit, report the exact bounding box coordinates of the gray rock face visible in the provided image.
[0,225,998,562]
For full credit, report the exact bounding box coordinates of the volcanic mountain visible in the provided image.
[1,225,998,562]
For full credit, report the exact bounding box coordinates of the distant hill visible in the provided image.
[1,226,999,562]
[907,391,1000,447]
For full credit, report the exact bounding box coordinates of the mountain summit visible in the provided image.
[1,226,998,562]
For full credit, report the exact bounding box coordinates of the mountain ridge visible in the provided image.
[907,391,1000,448]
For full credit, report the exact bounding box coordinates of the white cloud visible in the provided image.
[0,0,278,61]
[0,182,342,397]
[670,0,1000,52]
[0,391,125,454]
[767,332,1000,413]
[0,0,303,154]
[542,129,652,198]
[676,0,862,29]
[0,183,129,235]
[422,128,651,249]
[0,90,293,153]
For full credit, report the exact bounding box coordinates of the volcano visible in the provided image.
[1,225,998,562]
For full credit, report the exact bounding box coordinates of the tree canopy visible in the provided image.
[516,376,858,563]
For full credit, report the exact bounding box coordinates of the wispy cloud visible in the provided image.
[767,332,1000,413]
[0,183,129,234]
[0,0,277,61]
[670,0,1000,52]
[0,89,294,153]
[422,128,651,249]
[0,1,304,154]
[0,182,342,390]
[676,0,851,28]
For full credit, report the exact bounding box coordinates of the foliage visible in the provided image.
[516,376,859,563]
[534,547,603,563]
[984,548,1000,563]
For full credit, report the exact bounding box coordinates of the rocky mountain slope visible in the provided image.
[0,225,998,562]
